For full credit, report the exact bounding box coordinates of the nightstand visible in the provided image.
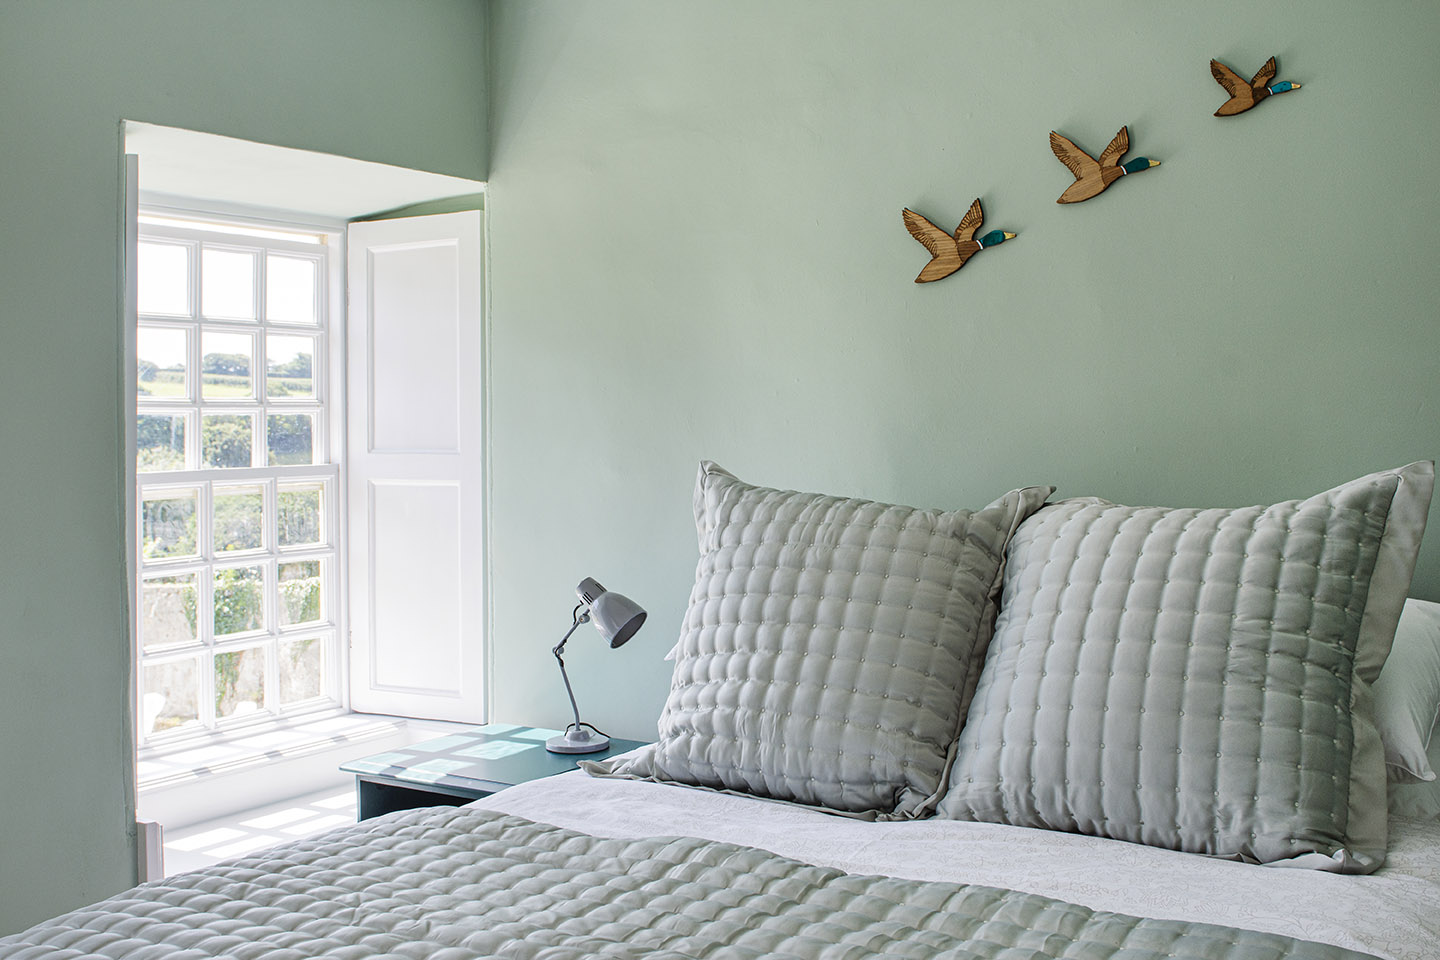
[340,722,648,820]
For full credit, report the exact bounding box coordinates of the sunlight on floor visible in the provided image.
[162,787,357,876]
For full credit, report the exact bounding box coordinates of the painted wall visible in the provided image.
[0,0,487,934]
[484,1,1440,740]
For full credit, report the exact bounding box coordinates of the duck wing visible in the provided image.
[1049,131,1094,179]
[1097,125,1130,167]
[1210,59,1246,96]
[953,198,984,243]
[1250,56,1277,89]
[903,208,953,258]
[902,208,963,282]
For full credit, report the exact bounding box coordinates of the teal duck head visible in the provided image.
[1121,157,1161,175]
[976,229,1016,249]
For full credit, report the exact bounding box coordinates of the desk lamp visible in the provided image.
[546,577,645,754]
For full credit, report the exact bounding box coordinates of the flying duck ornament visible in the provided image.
[901,198,1015,283]
[1210,56,1300,116]
[1049,125,1159,204]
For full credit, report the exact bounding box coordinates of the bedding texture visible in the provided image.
[0,804,1394,960]
[1373,597,1440,783]
[485,770,1440,960]
[938,462,1434,873]
[589,461,1052,818]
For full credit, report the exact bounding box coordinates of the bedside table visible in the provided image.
[340,722,648,820]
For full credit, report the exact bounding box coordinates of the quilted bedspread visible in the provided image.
[0,806,1380,959]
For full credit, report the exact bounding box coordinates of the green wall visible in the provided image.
[4,0,1437,937]
[0,0,486,935]
[484,0,1440,740]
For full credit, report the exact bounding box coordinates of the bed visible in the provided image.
[3,769,1438,959]
[4,461,1437,959]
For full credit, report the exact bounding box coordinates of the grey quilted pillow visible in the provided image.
[938,462,1433,873]
[588,462,1052,819]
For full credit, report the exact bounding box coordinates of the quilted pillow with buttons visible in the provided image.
[587,461,1052,819]
[937,462,1433,873]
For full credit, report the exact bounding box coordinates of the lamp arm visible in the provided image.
[553,602,589,734]
[551,602,588,659]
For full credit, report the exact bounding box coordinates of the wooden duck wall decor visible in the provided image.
[902,198,1015,283]
[1210,56,1300,116]
[1049,125,1160,204]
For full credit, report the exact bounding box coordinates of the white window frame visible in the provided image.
[135,210,348,751]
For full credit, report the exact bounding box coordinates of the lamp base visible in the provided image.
[546,725,611,754]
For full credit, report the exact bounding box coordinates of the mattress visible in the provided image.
[4,770,1436,959]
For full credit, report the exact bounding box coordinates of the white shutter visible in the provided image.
[345,211,486,721]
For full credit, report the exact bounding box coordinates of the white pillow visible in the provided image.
[1374,598,1440,783]
[1389,721,1440,819]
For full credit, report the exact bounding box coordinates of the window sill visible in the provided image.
[138,711,406,792]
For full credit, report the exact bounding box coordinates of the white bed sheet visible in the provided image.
[477,769,1440,960]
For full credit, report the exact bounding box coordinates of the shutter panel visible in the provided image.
[345,211,486,721]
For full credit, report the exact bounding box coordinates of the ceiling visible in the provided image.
[125,121,485,222]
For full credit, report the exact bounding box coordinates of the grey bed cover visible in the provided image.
[0,806,1379,959]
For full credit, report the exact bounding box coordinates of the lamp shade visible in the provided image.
[577,577,646,647]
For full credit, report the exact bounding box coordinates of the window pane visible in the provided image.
[277,482,323,548]
[215,646,266,720]
[278,560,322,626]
[140,574,198,650]
[202,414,254,468]
[137,221,336,745]
[214,484,264,553]
[266,334,315,398]
[214,565,265,636]
[201,247,257,320]
[138,241,190,315]
[143,657,200,734]
[279,636,325,704]
[141,489,199,560]
[201,330,254,399]
[266,255,317,324]
[137,326,188,398]
[137,414,186,473]
[267,413,314,465]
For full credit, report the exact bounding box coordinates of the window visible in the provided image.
[135,215,341,744]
